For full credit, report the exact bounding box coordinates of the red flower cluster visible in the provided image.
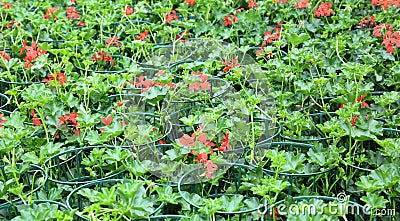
[101,116,112,126]
[374,24,400,53]
[176,30,191,42]
[136,30,149,41]
[2,19,19,30]
[248,0,258,8]
[124,5,134,15]
[179,125,215,147]
[0,51,11,61]
[179,125,231,178]
[186,0,196,5]
[30,110,42,126]
[295,0,309,9]
[256,26,282,56]
[373,23,393,37]
[203,159,218,178]
[357,15,377,28]
[223,8,244,26]
[66,6,79,20]
[0,113,7,128]
[105,36,121,48]
[218,133,231,152]
[223,14,238,26]
[351,116,358,126]
[222,57,241,72]
[265,26,282,43]
[340,94,370,109]
[20,40,47,68]
[57,112,79,136]
[357,94,370,108]
[2,1,12,9]
[188,71,211,91]
[382,31,400,53]
[44,7,58,19]
[190,149,218,178]
[133,71,175,92]
[166,10,178,24]
[77,21,86,27]
[116,100,129,107]
[92,50,114,66]
[43,72,67,86]
[371,0,400,10]
[274,0,287,3]
[314,2,334,18]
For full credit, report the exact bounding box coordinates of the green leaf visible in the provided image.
[361,193,388,209]
[124,160,147,177]
[356,176,382,192]
[282,153,306,173]
[156,186,181,204]
[165,149,179,161]
[180,192,205,207]
[179,115,197,127]
[286,33,310,47]
[84,130,102,145]
[220,195,244,212]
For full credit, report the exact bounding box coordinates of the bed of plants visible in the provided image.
[1,0,400,220]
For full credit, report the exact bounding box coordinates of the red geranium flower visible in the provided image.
[77,21,86,27]
[105,36,121,48]
[358,15,377,28]
[186,0,196,5]
[0,51,11,61]
[218,133,231,152]
[66,6,79,20]
[179,124,215,147]
[20,40,47,68]
[57,112,79,136]
[188,71,211,91]
[44,7,58,19]
[136,30,149,41]
[248,0,258,8]
[204,160,218,178]
[371,0,400,10]
[222,57,241,72]
[124,5,134,15]
[351,116,358,126]
[382,30,400,54]
[357,94,370,108]
[314,2,334,18]
[101,116,113,126]
[92,50,114,67]
[32,117,42,126]
[30,110,42,126]
[223,14,238,26]
[43,72,67,86]
[0,113,7,128]
[195,152,208,163]
[134,76,154,92]
[373,23,393,37]
[295,0,309,9]
[166,10,178,24]
[2,2,13,9]
[179,134,196,147]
